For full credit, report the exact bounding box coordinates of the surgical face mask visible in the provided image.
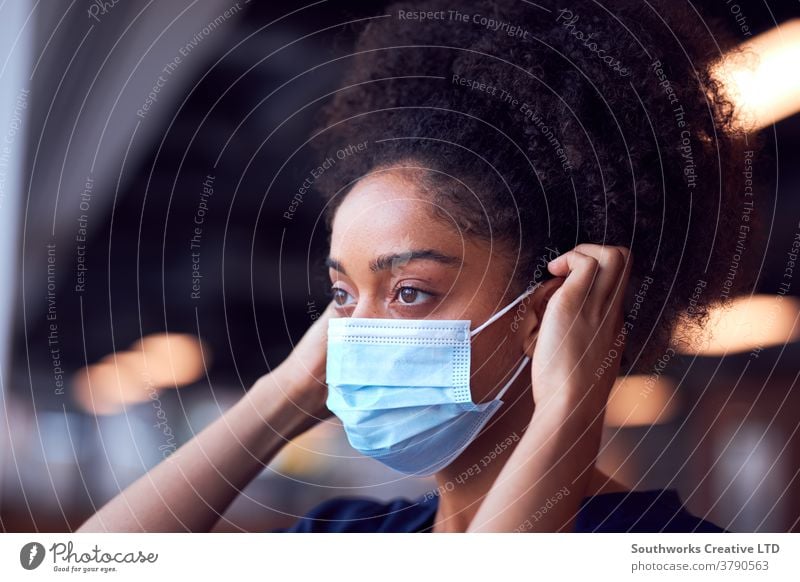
[325,283,540,476]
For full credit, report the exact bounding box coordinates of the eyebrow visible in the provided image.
[325,249,462,275]
[324,256,348,275]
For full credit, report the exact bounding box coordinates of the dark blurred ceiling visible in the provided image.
[8,0,800,409]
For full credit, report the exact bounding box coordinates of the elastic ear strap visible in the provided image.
[495,355,531,401]
[470,281,543,337]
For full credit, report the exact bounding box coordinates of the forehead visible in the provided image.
[326,171,516,302]
[330,171,458,248]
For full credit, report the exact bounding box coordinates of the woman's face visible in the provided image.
[327,168,540,403]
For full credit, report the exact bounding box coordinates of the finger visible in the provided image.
[610,247,634,314]
[571,244,631,309]
[288,300,337,379]
[547,250,599,308]
[299,301,335,347]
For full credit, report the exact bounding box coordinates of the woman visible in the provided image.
[79,0,759,532]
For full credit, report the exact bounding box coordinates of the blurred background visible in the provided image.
[0,0,799,533]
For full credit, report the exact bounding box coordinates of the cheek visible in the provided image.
[469,326,522,401]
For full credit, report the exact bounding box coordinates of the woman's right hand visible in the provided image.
[256,300,337,425]
[78,302,338,532]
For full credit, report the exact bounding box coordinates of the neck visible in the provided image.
[429,383,627,532]
[431,381,534,533]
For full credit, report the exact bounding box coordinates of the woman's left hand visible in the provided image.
[467,243,633,532]
[530,243,633,415]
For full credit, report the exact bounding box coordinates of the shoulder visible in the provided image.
[272,488,725,533]
[576,489,727,533]
[272,494,438,533]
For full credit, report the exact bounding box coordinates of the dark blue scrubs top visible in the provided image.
[272,488,726,532]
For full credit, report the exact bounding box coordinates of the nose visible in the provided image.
[350,296,385,319]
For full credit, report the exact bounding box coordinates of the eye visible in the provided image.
[331,286,355,306]
[395,286,433,305]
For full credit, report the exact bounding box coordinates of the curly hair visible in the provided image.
[311,0,764,374]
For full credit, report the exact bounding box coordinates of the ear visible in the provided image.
[521,277,564,357]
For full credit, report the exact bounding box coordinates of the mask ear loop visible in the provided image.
[494,354,531,402]
[469,281,544,337]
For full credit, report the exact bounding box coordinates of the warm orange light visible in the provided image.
[72,360,152,415]
[604,374,679,427]
[129,333,207,388]
[676,294,800,356]
[268,422,341,476]
[72,333,208,415]
[713,19,800,131]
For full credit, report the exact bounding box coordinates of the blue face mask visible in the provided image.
[325,284,540,476]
